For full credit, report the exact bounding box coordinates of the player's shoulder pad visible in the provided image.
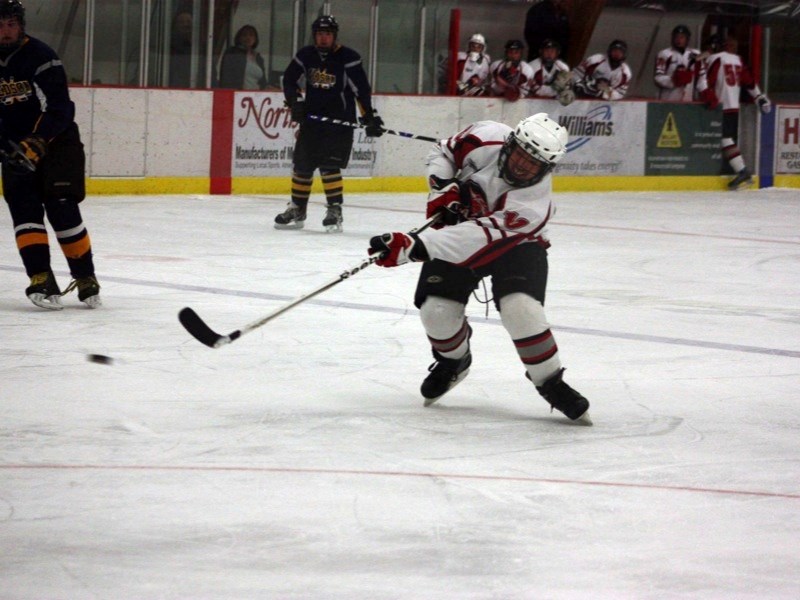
[469,120,512,143]
[19,36,60,60]
[336,45,362,63]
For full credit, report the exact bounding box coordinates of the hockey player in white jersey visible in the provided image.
[654,25,703,102]
[452,33,491,96]
[527,38,573,105]
[489,40,535,101]
[573,39,632,100]
[368,114,592,424]
[697,33,771,190]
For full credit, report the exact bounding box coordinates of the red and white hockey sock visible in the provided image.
[499,292,562,385]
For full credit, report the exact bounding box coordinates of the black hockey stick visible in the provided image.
[306,114,440,143]
[179,216,439,348]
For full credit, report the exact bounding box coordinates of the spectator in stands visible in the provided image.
[489,39,535,101]
[524,0,570,62]
[654,25,703,102]
[697,33,771,190]
[218,25,269,90]
[169,9,193,87]
[572,39,632,101]
[527,38,574,105]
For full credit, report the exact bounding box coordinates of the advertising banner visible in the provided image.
[231,91,378,177]
[645,104,724,175]
[549,101,647,176]
[774,106,800,174]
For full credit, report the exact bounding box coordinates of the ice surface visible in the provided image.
[1,189,799,599]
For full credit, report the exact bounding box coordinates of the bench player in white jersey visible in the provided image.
[368,114,592,425]
[573,39,632,100]
[654,25,703,102]
[527,38,574,105]
[697,34,771,190]
[489,40,535,101]
[454,33,491,96]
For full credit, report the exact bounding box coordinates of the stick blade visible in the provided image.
[178,307,226,348]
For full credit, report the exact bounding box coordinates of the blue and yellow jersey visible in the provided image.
[0,35,76,143]
[283,44,374,120]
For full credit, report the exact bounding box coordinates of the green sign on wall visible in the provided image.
[646,103,727,175]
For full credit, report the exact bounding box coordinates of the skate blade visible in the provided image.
[728,179,754,191]
[274,221,305,230]
[82,294,102,309]
[324,223,343,233]
[573,410,593,426]
[423,368,470,407]
[28,293,64,310]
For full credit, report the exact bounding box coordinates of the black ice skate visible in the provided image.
[63,275,102,308]
[533,368,592,425]
[274,203,307,230]
[322,203,343,233]
[727,169,753,191]
[26,271,63,310]
[421,351,472,407]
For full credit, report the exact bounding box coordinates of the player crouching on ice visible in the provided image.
[368,114,591,425]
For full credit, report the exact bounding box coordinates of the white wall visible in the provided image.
[72,88,213,179]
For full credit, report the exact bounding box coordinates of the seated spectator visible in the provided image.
[527,38,574,105]
[654,25,703,102]
[572,39,632,100]
[489,39,535,101]
[169,9,193,87]
[218,25,269,90]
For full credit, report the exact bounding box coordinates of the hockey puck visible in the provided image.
[87,354,114,365]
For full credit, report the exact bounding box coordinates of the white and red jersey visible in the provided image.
[420,121,554,269]
[527,58,570,98]
[699,51,761,112]
[572,53,632,100]
[489,59,535,98]
[654,46,703,101]
[456,51,491,91]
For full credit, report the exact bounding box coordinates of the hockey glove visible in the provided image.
[575,77,599,98]
[368,232,428,267]
[551,70,572,94]
[700,88,719,110]
[361,110,385,138]
[426,176,465,228]
[557,88,576,106]
[595,79,612,100]
[503,86,521,102]
[672,66,693,87]
[756,94,772,114]
[289,100,306,123]
[8,134,47,172]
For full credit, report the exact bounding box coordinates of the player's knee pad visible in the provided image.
[499,292,549,339]
[420,296,466,339]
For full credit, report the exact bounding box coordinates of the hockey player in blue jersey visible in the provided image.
[0,0,100,309]
[274,15,384,233]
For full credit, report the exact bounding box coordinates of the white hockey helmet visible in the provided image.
[499,113,568,187]
[469,33,486,49]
